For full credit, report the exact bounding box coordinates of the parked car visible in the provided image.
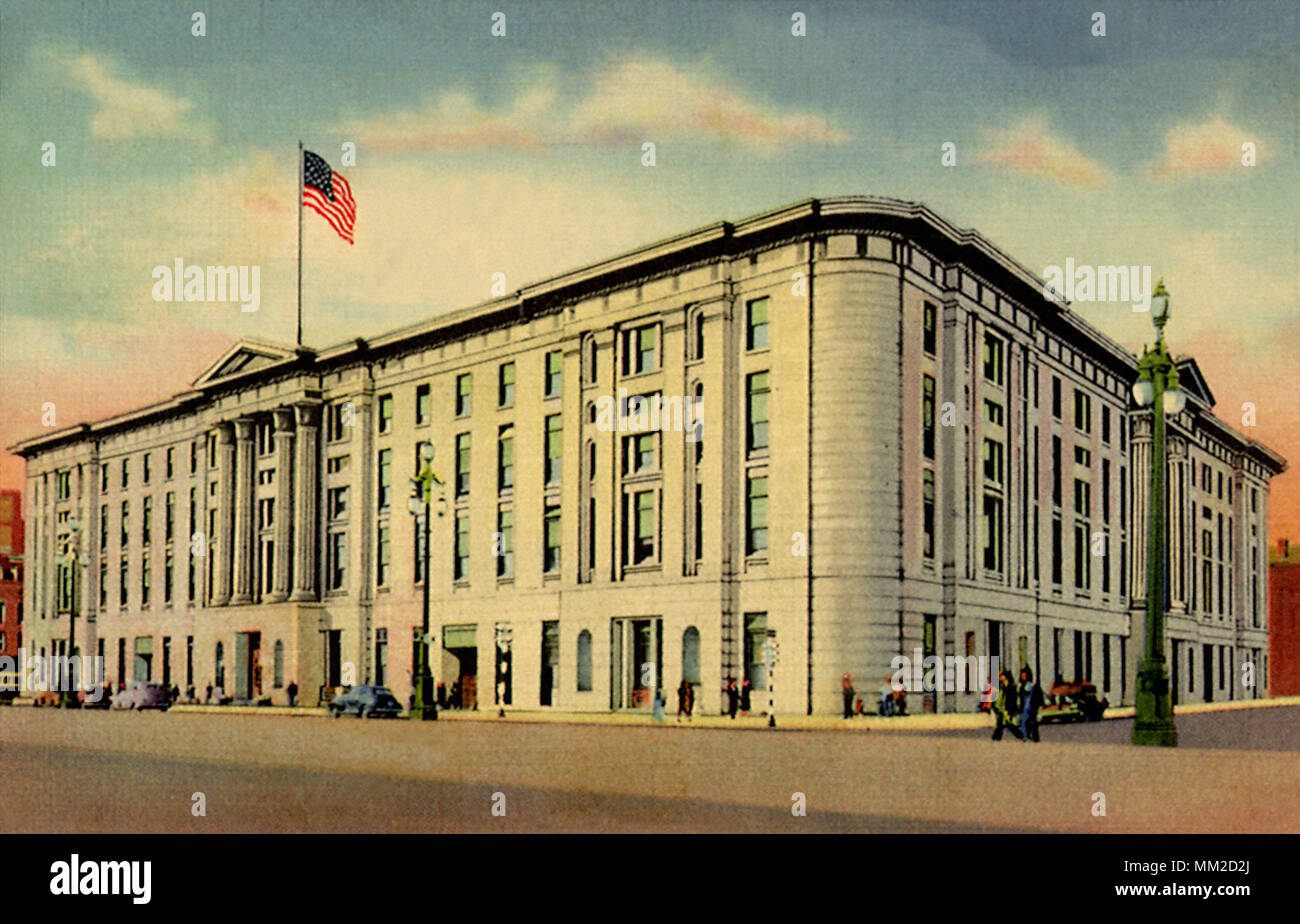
[78,686,112,709]
[111,682,173,711]
[1039,681,1108,724]
[327,684,403,719]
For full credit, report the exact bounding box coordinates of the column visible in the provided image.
[269,408,295,602]
[213,423,235,606]
[290,403,320,602]
[231,418,256,604]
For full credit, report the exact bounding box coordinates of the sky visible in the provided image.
[1,0,1297,539]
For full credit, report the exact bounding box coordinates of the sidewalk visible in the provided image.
[161,693,1300,730]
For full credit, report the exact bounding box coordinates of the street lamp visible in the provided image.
[59,516,84,709]
[408,442,444,721]
[1131,279,1182,747]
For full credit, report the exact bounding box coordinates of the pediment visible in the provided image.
[1174,357,1215,410]
[193,340,298,388]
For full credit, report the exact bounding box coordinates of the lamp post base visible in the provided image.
[409,668,438,721]
[1132,657,1177,747]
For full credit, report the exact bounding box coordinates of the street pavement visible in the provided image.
[2,705,1296,833]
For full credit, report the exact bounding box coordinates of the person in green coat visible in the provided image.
[991,670,1023,741]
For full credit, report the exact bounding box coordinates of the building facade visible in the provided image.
[0,488,23,664]
[1268,539,1300,696]
[9,197,1286,715]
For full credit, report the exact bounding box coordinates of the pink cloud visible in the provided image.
[979,118,1110,187]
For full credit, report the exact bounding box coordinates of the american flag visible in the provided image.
[302,150,355,244]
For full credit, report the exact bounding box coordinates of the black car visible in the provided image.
[327,685,404,719]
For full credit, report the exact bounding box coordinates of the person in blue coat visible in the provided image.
[1018,666,1043,742]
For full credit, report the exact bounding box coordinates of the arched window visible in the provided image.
[690,308,704,361]
[215,641,225,690]
[273,640,284,688]
[577,630,593,691]
[586,400,597,425]
[682,626,701,684]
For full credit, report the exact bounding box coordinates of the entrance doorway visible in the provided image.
[442,623,477,710]
[235,631,262,700]
[610,617,662,710]
[540,621,559,706]
[1203,644,1213,703]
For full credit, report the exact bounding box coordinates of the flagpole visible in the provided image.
[297,140,303,347]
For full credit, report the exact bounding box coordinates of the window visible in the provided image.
[746,297,770,351]
[982,494,1003,572]
[373,630,386,687]
[327,487,348,520]
[415,383,431,426]
[747,372,770,452]
[454,512,469,581]
[166,447,175,479]
[101,463,109,492]
[1074,390,1091,434]
[690,310,705,361]
[746,476,769,555]
[1074,521,1091,589]
[141,557,151,606]
[142,497,153,546]
[456,373,472,417]
[496,508,514,578]
[377,449,392,510]
[120,560,128,606]
[984,400,1003,426]
[497,426,514,492]
[1051,377,1062,419]
[100,505,108,552]
[99,561,107,608]
[623,324,659,374]
[1052,437,1062,506]
[376,523,391,588]
[273,640,284,689]
[1101,406,1111,444]
[498,362,515,408]
[190,441,198,474]
[1051,518,1063,584]
[377,393,393,434]
[983,439,1003,486]
[922,375,935,460]
[1102,459,1111,521]
[164,553,174,604]
[576,630,593,691]
[257,422,274,456]
[120,500,129,547]
[455,433,471,497]
[326,455,348,474]
[543,505,561,573]
[328,531,347,590]
[545,415,562,484]
[215,641,225,690]
[1074,445,1091,468]
[165,492,175,543]
[583,336,597,384]
[922,470,935,559]
[623,433,656,475]
[326,403,348,441]
[983,334,1004,385]
[55,469,71,500]
[629,490,656,565]
[922,301,937,355]
[1074,478,1090,517]
[143,453,152,485]
[545,351,562,398]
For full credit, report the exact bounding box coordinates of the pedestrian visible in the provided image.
[1018,666,1043,742]
[879,675,895,716]
[725,677,739,719]
[684,680,694,719]
[185,684,195,703]
[653,687,665,722]
[436,681,447,709]
[676,679,690,722]
[205,682,213,704]
[842,672,855,719]
[739,677,752,717]
[286,679,298,707]
[169,684,180,704]
[991,670,1023,741]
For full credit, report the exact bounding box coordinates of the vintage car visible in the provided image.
[1039,681,1108,723]
[327,684,404,719]
[111,682,173,711]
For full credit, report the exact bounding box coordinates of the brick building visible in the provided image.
[1268,539,1300,696]
[0,488,24,663]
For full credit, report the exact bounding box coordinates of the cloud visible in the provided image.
[978,117,1110,187]
[1149,115,1259,178]
[61,52,210,142]
[341,53,848,153]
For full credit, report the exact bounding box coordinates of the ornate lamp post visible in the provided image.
[407,442,445,721]
[1131,280,1184,747]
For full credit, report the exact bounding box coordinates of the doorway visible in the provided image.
[539,621,559,706]
[235,631,262,700]
[1202,644,1213,703]
[442,624,478,710]
[610,617,662,710]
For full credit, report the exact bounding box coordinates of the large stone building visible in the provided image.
[9,197,1286,715]
[0,488,23,664]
